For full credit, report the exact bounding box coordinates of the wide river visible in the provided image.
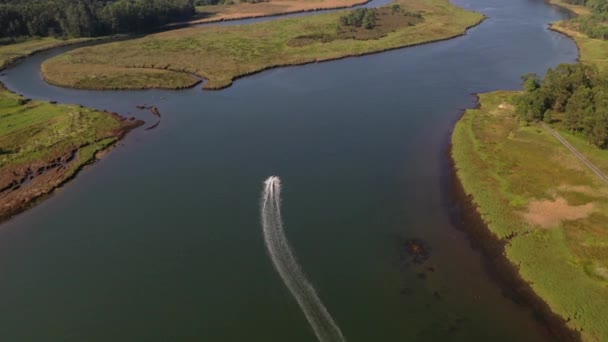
[0,0,578,340]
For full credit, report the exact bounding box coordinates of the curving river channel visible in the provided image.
[0,0,578,340]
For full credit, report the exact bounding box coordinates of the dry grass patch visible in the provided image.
[193,0,369,24]
[523,197,595,228]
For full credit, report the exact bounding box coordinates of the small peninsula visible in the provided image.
[0,83,141,223]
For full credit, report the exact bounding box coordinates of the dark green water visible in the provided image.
[0,0,578,340]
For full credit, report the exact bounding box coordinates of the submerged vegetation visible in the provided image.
[0,82,141,223]
[41,0,484,90]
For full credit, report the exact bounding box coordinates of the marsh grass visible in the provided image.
[41,0,484,90]
[0,85,124,168]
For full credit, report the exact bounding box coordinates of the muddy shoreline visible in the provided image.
[445,105,581,341]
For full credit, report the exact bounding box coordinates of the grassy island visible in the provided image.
[192,0,371,24]
[0,83,141,223]
[41,0,484,90]
[452,1,608,339]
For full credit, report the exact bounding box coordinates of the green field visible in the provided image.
[41,0,484,90]
[452,92,608,340]
[0,83,139,222]
[0,37,93,71]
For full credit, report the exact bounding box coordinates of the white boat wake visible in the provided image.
[260,176,346,342]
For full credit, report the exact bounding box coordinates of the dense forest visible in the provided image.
[0,0,195,40]
[563,0,608,39]
[517,63,608,148]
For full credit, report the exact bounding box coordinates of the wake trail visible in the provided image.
[261,176,346,342]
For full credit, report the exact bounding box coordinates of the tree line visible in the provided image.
[0,0,195,40]
[517,63,608,148]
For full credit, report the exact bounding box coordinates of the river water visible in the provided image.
[0,0,577,340]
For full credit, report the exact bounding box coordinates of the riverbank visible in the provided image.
[0,37,95,72]
[451,91,608,340]
[548,1,608,72]
[40,0,484,91]
[0,82,142,224]
[189,0,371,25]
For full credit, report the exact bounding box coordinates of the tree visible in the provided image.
[565,85,594,131]
[522,73,540,92]
[516,89,549,122]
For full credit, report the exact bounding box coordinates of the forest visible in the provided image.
[517,63,608,148]
[0,0,195,40]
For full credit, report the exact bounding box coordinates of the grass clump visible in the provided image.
[452,91,608,340]
[41,0,484,90]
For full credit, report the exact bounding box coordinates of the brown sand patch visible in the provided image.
[595,266,608,280]
[523,197,595,228]
[498,103,514,110]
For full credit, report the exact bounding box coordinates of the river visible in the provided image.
[0,0,578,340]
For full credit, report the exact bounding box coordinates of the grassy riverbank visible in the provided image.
[549,0,608,71]
[452,95,608,339]
[41,0,484,90]
[193,0,369,24]
[0,83,141,223]
[452,1,608,339]
[0,37,94,71]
